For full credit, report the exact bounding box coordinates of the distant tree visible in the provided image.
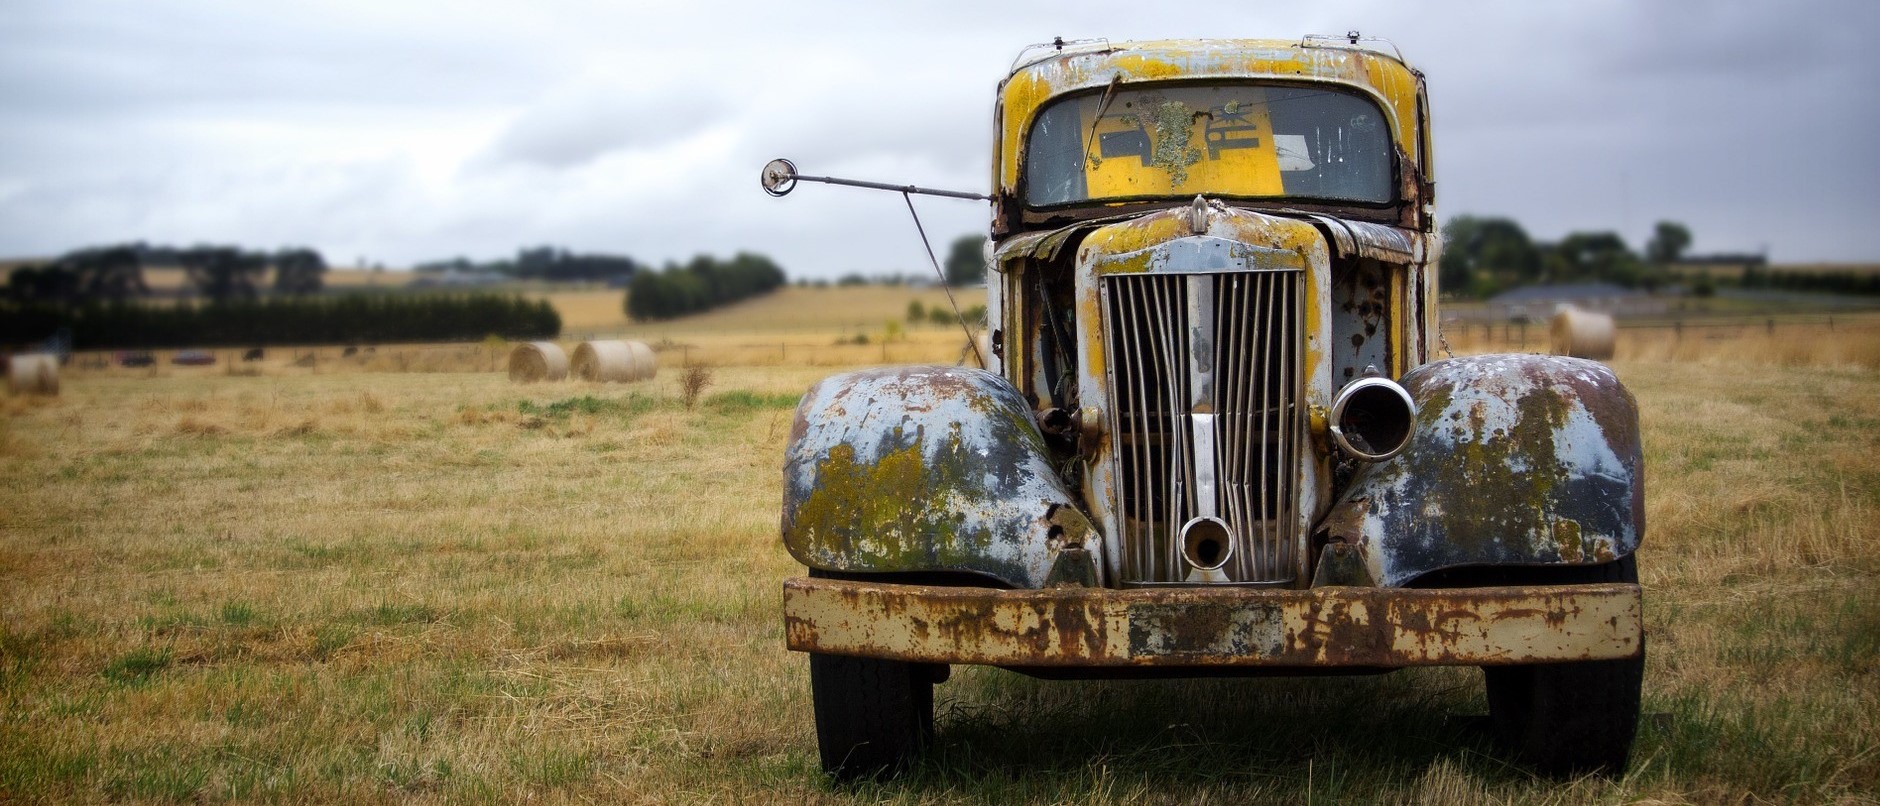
[69,245,148,302]
[1440,216,1540,296]
[1646,221,1692,265]
[624,252,786,321]
[1692,270,1716,297]
[1551,231,1657,288]
[906,299,927,324]
[943,235,986,286]
[182,246,267,302]
[272,248,327,295]
[4,264,82,305]
[492,246,640,282]
[9,245,148,305]
[515,245,562,277]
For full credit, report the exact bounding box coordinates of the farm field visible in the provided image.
[2,294,1877,803]
[544,284,990,338]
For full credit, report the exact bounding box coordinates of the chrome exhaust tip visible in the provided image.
[1179,516,1235,572]
[1330,373,1417,462]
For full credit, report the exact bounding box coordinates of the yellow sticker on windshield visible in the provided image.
[1084,87,1284,198]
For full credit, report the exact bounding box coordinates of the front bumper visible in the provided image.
[783,577,1642,668]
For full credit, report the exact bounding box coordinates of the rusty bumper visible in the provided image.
[783,577,1641,668]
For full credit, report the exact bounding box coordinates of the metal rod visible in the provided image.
[796,173,990,201]
[899,193,986,367]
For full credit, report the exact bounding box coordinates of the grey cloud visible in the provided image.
[2,0,1878,269]
[475,81,726,170]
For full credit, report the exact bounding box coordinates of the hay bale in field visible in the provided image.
[572,340,656,382]
[1550,306,1616,360]
[7,353,59,396]
[508,341,568,382]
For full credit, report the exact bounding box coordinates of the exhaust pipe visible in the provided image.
[1329,372,1417,462]
[1179,516,1235,581]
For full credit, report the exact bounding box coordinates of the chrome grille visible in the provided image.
[1102,270,1302,584]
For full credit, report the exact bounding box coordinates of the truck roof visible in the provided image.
[995,38,1427,200]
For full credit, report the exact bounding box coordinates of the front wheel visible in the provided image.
[808,652,933,780]
[1482,556,1644,776]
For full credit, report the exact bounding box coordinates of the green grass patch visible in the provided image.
[706,390,802,413]
[219,600,260,627]
[102,647,171,686]
[517,395,620,418]
[353,603,441,627]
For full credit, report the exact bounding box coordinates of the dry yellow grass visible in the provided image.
[542,283,988,339]
[1444,311,1880,371]
[1,289,1876,803]
[132,266,416,292]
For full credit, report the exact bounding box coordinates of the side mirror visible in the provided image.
[760,158,798,197]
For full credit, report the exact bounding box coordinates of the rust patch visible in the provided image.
[784,578,1643,668]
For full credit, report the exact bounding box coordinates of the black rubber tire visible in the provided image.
[1482,556,1644,777]
[809,652,933,781]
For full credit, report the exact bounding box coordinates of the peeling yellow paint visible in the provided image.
[997,39,1425,196]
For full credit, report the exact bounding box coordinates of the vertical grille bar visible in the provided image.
[1104,268,1301,585]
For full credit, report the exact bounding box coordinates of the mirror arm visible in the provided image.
[761,157,989,202]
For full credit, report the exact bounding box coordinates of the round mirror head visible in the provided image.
[760,158,798,197]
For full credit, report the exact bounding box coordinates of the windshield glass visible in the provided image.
[1024,83,1394,207]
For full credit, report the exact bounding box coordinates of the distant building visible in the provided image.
[1484,282,1666,321]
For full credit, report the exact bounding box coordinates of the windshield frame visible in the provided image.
[1016,79,1404,212]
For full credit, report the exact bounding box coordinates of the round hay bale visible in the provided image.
[7,353,59,396]
[572,340,656,382]
[624,340,657,381]
[1550,307,1616,360]
[507,342,568,382]
[960,332,994,369]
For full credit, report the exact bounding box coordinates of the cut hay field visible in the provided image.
[2,294,1877,804]
[543,284,989,337]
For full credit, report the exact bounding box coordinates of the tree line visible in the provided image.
[1441,217,1880,298]
[1439,218,1695,298]
[1,294,559,350]
[626,253,787,321]
[1741,265,1880,296]
[415,246,641,283]
[4,243,329,305]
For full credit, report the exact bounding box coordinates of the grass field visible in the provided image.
[2,292,1877,803]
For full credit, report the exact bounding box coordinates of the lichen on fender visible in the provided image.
[782,365,1097,588]
[1324,354,1644,587]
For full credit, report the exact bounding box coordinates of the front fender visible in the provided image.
[782,365,1098,589]
[1316,355,1644,587]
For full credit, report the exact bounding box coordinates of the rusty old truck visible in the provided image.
[764,36,1644,779]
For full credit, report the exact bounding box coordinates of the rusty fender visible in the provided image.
[782,365,1100,589]
[1316,354,1644,588]
[783,577,1642,667]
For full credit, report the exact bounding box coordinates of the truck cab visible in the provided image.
[774,37,1645,781]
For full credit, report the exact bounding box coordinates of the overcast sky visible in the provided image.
[3,1,1876,276]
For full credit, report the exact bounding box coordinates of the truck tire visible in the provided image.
[1481,555,1643,777]
[808,652,932,780]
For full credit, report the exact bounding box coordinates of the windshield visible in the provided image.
[1024,83,1394,207]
